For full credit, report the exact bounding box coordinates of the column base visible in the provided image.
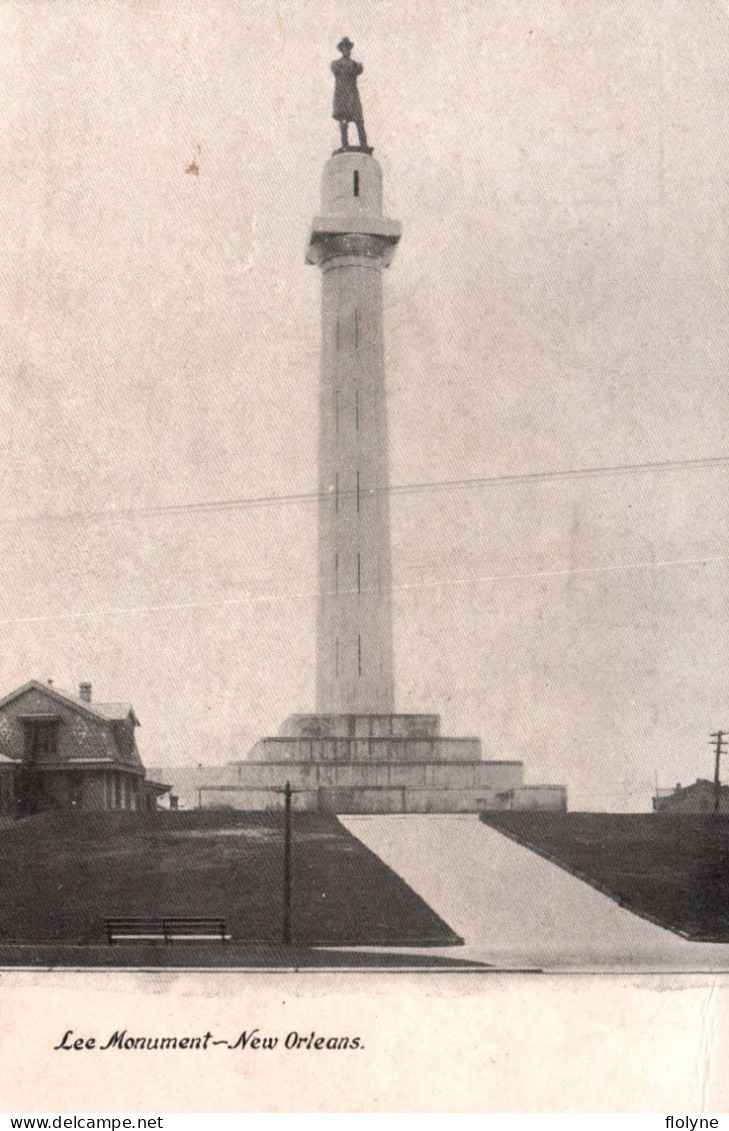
[197,713,568,814]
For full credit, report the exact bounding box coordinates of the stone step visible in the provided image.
[279,713,441,740]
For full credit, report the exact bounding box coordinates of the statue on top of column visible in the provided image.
[331,38,373,154]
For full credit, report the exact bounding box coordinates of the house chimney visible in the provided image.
[79,683,92,703]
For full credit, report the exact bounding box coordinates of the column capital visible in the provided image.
[306,216,401,267]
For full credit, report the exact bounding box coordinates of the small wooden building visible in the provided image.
[0,680,169,816]
[653,778,729,814]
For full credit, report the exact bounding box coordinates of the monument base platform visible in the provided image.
[200,714,567,814]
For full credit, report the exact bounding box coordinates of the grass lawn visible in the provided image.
[481,812,729,941]
[0,943,483,969]
[0,809,462,953]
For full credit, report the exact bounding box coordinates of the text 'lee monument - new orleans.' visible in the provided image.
[203,42,567,813]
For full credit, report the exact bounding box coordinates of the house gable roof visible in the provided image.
[0,681,145,773]
[93,702,140,725]
[0,681,139,726]
[682,778,729,794]
[662,778,729,799]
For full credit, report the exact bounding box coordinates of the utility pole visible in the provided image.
[273,780,301,945]
[709,731,727,813]
[283,780,292,945]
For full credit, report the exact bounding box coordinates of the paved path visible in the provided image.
[341,814,729,970]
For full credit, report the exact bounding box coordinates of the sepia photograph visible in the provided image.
[1,0,728,1113]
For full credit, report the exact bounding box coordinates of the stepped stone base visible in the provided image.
[200,714,568,814]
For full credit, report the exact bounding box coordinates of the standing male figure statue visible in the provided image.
[331,37,371,152]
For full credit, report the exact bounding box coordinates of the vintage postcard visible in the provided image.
[0,0,728,1114]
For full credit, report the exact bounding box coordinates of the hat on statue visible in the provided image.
[337,37,354,52]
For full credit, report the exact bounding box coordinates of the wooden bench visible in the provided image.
[106,917,231,945]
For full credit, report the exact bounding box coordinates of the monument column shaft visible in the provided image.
[316,253,394,713]
[307,150,401,716]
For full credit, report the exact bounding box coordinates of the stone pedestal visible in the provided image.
[202,713,536,813]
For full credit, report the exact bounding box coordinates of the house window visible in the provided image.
[114,774,121,809]
[0,775,11,812]
[68,772,83,809]
[29,721,59,757]
[353,170,359,197]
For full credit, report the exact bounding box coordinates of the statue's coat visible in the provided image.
[331,56,364,123]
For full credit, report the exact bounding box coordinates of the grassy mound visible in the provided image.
[481,811,729,941]
[0,809,461,950]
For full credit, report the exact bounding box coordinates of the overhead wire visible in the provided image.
[3,452,729,527]
[0,548,724,627]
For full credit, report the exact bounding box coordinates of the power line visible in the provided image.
[0,548,723,628]
[3,452,729,528]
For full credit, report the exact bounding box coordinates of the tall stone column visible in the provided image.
[208,50,562,815]
[307,151,401,714]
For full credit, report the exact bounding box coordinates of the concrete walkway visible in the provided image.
[341,814,729,971]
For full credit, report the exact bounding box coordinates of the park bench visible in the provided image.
[106,916,231,945]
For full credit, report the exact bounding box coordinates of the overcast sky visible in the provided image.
[0,0,728,810]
